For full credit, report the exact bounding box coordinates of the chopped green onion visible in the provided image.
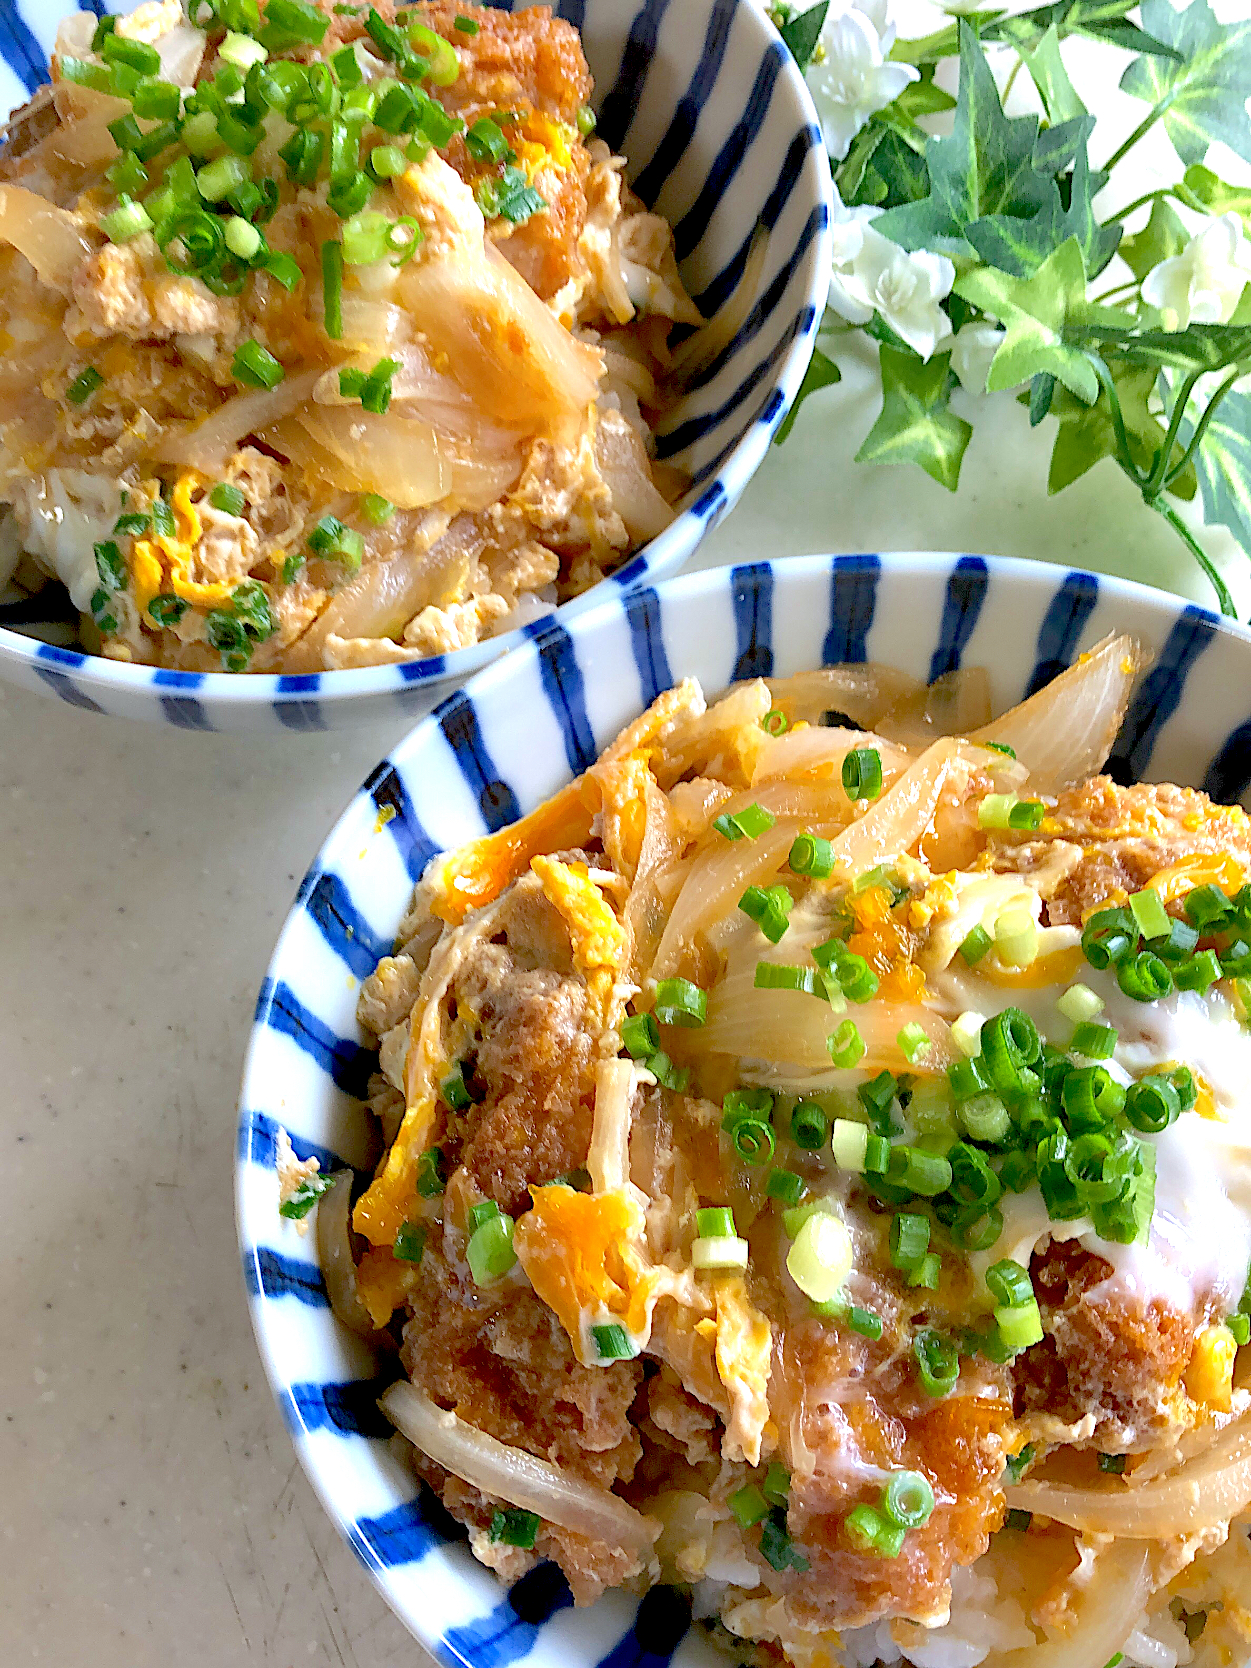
[986,1259,1033,1307]
[713,802,776,841]
[454,13,480,32]
[759,1509,810,1571]
[762,1462,790,1507]
[950,1011,984,1057]
[466,115,512,162]
[150,495,176,539]
[341,209,392,265]
[368,142,407,180]
[958,924,992,967]
[1124,1074,1182,1134]
[66,366,104,406]
[754,962,820,996]
[224,215,262,260]
[890,1211,930,1272]
[1004,1444,1036,1483]
[1129,887,1172,940]
[1117,949,1173,1002]
[209,482,246,516]
[1082,905,1139,969]
[576,103,596,135]
[731,1119,775,1165]
[621,1012,659,1059]
[1058,983,1104,1024]
[94,540,126,591]
[897,1022,931,1064]
[466,1210,515,1285]
[830,1118,869,1172]
[786,1211,853,1303]
[1098,1452,1127,1475]
[100,197,153,242]
[1071,1021,1117,1060]
[231,339,284,389]
[406,21,460,85]
[761,708,789,736]
[789,1100,829,1150]
[995,904,1038,968]
[828,1020,865,1069]
[361,493,395,524]
[415,1146,445,1197]
[995,1299,1044,1350]
[887,1145,952,1197]
[956,1091,1010,1143]
[978,794,1044,831]
[728,1484,769,1528]
[196,154,250,202]
[279,1172,335,1219]
[1061,1065,1125,1130]
[146,594,188,627]
[722,1088,774,1128]
[844,1503,890,1554]
[393,1221,426,1263]
[1228,1312,1250,1347]
[691,1234,749,1271]
[909,1252,941,1289]
[281,552,304,585]
[307,514,364,567]
[489,1507,539,1548]
[221,28,269,67]
[133,82,181,121]
[857,1070,897,1131]
[696,1206,735,1238]
[108,151,150,196]
[913,1327,959,1398]
[766,1167,805,1206]
[321,239,344,337]
[1184,883,1233,930]
[1005,1508,1033,1532]
[328,169,374,218]
[1175,948,1222,991]
[440,1062,473,1111]
[654,977,707,1028]
[981,1007,1041,1091]
[881,1470,934,1530]
[847,1305,883,1339]
[789,832,834,878]
[842,747,883,801]
[739,883,791,944]
[814,938,879,1003]
[591,1321,635,1361]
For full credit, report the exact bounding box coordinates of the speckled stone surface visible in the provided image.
[4,10,1248,1660]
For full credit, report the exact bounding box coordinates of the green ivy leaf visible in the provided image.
[1184,387,1251,555]
[875,21,1051,258]
[1031,112,1094,176]
[774,347,842,445]
[890,74,958,123]
[1073,322,1251,374]
[966,133,1117,278]
[1021,25,1086,124]
[1120,0,1251,169]
[778,2,829,73]
[1118,197,1190,283]
[955,237,1100,400]
[848,129,931,208]
[1038,363,1193,497]
[985,0,1181,59]
[854,344,972,491]
[1182,164,1251,226]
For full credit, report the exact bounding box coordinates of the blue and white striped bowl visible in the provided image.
[0,0,832,729]
[237,551,1251,1666]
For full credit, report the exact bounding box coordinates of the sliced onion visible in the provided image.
[334,294,413,352]
[49,83,132,168]
[153,24,206,88]
[700,977,955,1075]
[829,736,981,877]
[1006,1412,1251,1537]
[594,408,674,542]
[588,1059,635,1195]
[0,184,93,292]
[877,666,993,746]
[281,515,485,672]
[985,1538,1150,1668]
[670,223,767,377]
[764,664,926,730]
[154,370,321,473]
[52,10,94,55]
[316,1171,376,1338]
[399,243,603,428]
[292,408,449,508]
[969,634,1149,793]
[752,725,911,785]
[379,1381,659,1552]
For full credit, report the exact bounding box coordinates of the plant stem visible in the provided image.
[1091,279,1141,304]
[1163,369,1240,489]
[1102,186,1170,227]
[1088,353,1144,489]
[1153,500,1236,617]
[1102,95,1174,175]
[1143,368,1203,502]
[1002,56,1024,104]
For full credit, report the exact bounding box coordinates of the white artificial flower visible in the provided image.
[1141,213,1251,331]
[950,321,1006,394]
[827,199,955,360]
[809,3,918,162]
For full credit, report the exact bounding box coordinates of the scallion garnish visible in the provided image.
[415,1145,445,1197]
[231,338,284,389]
[789,832,834,878]
[827,1020,865,1070]
[766,1167,805,1206]
[739,883,792,943]
[393,1221,426,1263]
[754,962,820,996]
[958,924,992,966]
[279,1171,335,1219]
[789,1100,829,1149]
[590,1321,635,1361]
[913,1327,959,1398]
[841,747,882,801]
[66,366,104,406]
[761,707,789,736]
[712,802,775,841]
[489,1507,539,1548]
[890,1211,930,1272]
[466,1207,515,1285]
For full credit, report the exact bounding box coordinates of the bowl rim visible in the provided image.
[0,0,834,711]
[236,547,1251,1659]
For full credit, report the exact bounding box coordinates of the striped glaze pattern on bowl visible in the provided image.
[0,0,832,728]
[236,551,1251,1666]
